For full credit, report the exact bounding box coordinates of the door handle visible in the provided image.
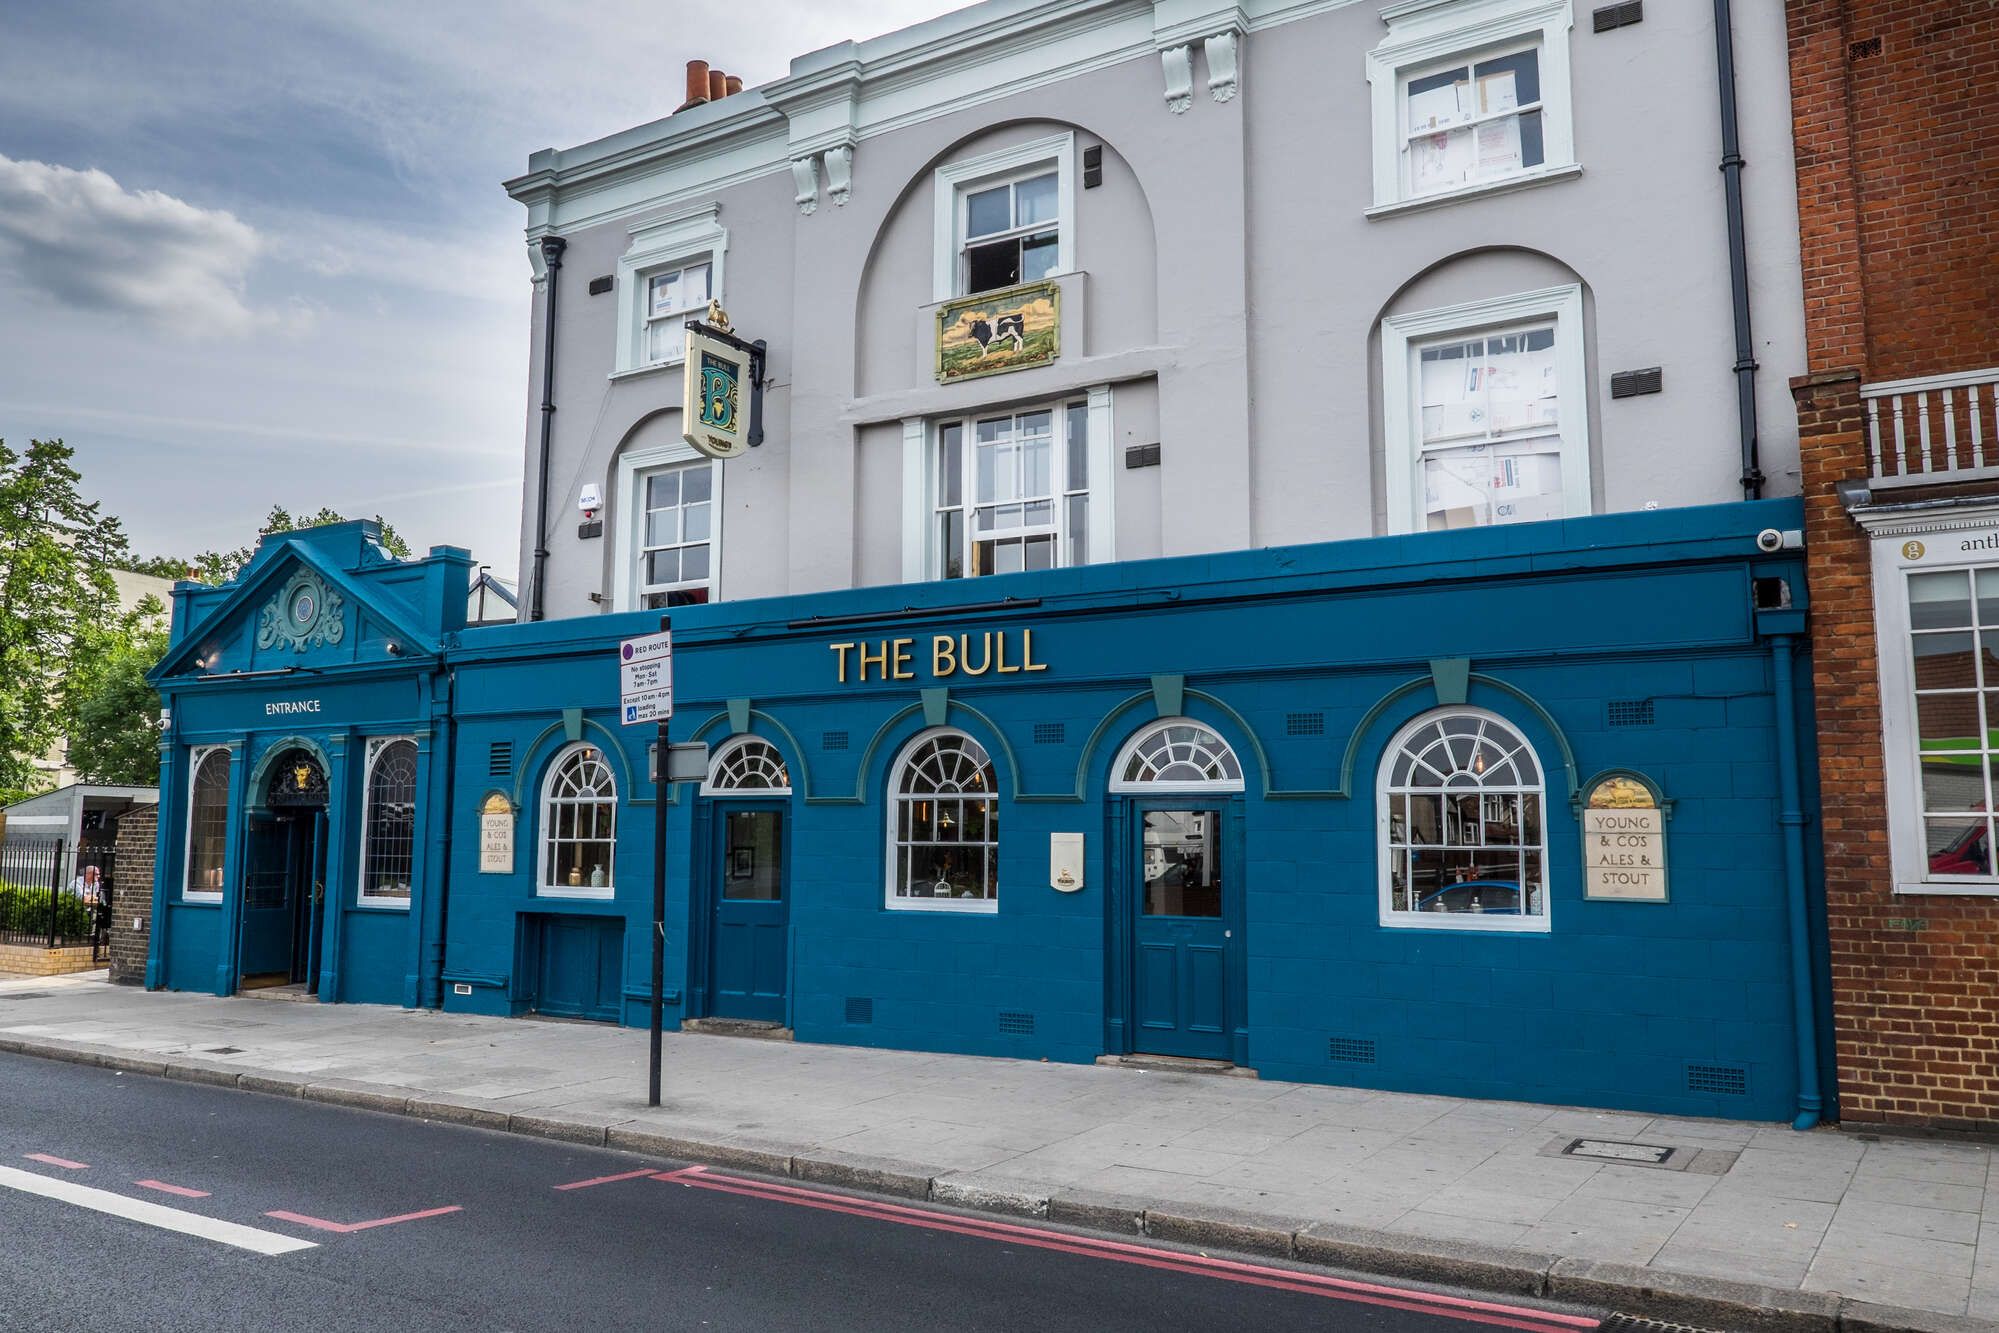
[313,882,324,905]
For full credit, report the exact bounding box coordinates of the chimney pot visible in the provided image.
[725,74,743,96]
[683,60,710,109]
[708,69,727,101]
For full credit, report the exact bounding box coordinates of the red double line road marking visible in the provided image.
[554,1168,661,1191]
[23,1153,88,1170]
[266,1205,462,1234]
[135,1179,211,1199]
[658,1168,1597,1333]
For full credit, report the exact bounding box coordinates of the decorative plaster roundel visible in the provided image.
[257,570,346,653]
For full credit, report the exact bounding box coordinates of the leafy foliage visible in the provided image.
[180,506,412,585]
[0,882,98,939]
[64,594,170,787]
[0,439,129,804]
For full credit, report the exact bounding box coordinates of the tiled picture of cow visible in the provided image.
[935,281,1060,383]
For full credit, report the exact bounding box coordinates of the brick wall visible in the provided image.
[109,806,156,985]
[1790,1,1999,1129]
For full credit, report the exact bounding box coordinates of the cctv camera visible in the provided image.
[1755,528,1784,554]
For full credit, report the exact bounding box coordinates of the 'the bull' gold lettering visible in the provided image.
[831,630,1048,683]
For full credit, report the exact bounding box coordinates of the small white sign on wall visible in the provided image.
[1582,775,1667,902]
[1049,832,1084,892]
[479,793,514,875]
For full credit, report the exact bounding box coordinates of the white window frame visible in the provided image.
[182,745,230,903]
[702,735,792,797]
[885,728,1001,915]
[613,204,727,377]
[611,443,723,612]
[1868,509,1999,896]
[1109,719,1246,794]
[538,741,618,900]
[1377,706,1550,933]
[901,387,1113,584]
[1365,0,1578,216]
[356,736,418,908]
[931,132,1075,302]
[1380,283,1590,535]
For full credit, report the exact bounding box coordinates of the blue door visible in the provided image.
[239,816,293,982]
[535,915,624,1021]
[1131,804,1233,1060]
[710,805,787,1023]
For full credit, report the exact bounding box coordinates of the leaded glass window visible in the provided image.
[359,739,417,905]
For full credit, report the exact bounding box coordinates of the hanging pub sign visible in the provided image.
[1582,773,1669,902]
[682,301,766,460]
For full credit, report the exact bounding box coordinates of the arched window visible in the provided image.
[1110,719,1244,792]
[1379,708,1547,931]
[359,739,418,905]
[703,736,791,795]
[541,743,618,897]
[887,730,999,912]
[184,746,231,903]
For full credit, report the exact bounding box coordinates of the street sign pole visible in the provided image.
[648,615,670,1108]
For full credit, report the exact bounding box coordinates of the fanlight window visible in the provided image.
[888,730,999,912]
[1380,708,1548,931]
[542,743,618,896]
[704,737,791,794]
[359,739,418,905]
[1111,720,1244,792]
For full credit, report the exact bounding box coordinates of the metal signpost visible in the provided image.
[620,619,673,1107]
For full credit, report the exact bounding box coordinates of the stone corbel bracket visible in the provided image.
[1152,1,1247,113]
[765,56,862,216]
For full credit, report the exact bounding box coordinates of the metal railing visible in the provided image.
[0,839,112,958]
[1864,366,1999,487]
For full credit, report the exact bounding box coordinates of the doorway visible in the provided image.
[707,804,788,1023]
[239,748,329,993]
[1128,803,1238,1060]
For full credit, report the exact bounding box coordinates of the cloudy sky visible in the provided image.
[0,0,955,576]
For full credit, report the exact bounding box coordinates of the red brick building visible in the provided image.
[1789,0,1999,1129]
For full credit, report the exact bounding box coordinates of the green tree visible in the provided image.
[63,595,170,787]
[182,505,412,585]
[0,439,130,804]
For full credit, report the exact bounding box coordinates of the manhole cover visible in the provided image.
[1563,1137,1674,1164]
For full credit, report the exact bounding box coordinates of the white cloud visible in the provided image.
[0,153,283,336]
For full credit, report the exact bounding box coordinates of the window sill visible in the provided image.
[609,359,684,384]
[1380,914,1550,933]
[1895,881,1999,897]
[886,898,999,915]
[1366,163,1583,221]
[539,887,616,900]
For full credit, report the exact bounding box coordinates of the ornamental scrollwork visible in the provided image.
[256,569,346,653]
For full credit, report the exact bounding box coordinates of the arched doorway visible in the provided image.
[1108,719,1246,1063]
[696,736,793,1024]
[239,747,330,994]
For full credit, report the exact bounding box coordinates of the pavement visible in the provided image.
[6,1054,1561,1333]
[1,972,1991,1333]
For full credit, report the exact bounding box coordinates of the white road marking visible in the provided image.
[0,1165,316,1255]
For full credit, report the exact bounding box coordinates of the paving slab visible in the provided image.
[2,976,1994,1331]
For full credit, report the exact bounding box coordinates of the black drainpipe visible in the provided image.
[1713,0,1763,500]
[529,234,567,621]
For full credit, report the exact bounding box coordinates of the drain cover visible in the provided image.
[1602,1316,1731,1333]
[1563,1137,1674,1164]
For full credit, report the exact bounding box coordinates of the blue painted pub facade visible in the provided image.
[149,502,1832,1124]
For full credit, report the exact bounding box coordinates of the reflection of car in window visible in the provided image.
[1415,880,1522,915]
[1929,822,1991,875]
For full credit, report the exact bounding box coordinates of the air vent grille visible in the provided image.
[1592,0,1642,32]
[823,730,850,751]
[1328,1036,1377,1065]
[844,996,873,1025]
[1033,722,1065,744]
[998,1011,1036,1035]
[488,740,514,778]
[1686,1063,1748,1097]
[1610,366,1663,398]
[1607,699,1655,727]
[1286,712,1325,737]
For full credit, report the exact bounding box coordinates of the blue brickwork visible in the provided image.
[150,502,1828,1122]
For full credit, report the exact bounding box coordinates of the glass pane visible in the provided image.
[1909,571,1973,629]
[1423,444,1564,531]
[1474,48,1540,109]
[1919,755,1986,813]
[965,185,1010,239]
[1406,66,1471,133]
[1066,403,1089,489]
[1014,172,1058,227]
[1926,816,1991,875]
[1917,692,1982,749]
[647,470,681,509]
[723,811,783,902]
[648,320,686,363]
[1913,632,1978,691]
[1141,809,1222,918]
[1023,535,1054,571]
[645,508,677,548]
[1020,231,1059,283]
[649,272,678,315]
[683,466,712,504]
[683,502,710,542]
[938,424,963,506]
[994,539,1023,575]
[1022,433,1052,499]
[1407,848,1528,914]
[1518,107,1545,169]
[681,544,710,582]
[966,240,1018,293]
[646,549,679,584]
[1067,494,1087,567]
[682,263,712,305]
[940,511,964,579]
